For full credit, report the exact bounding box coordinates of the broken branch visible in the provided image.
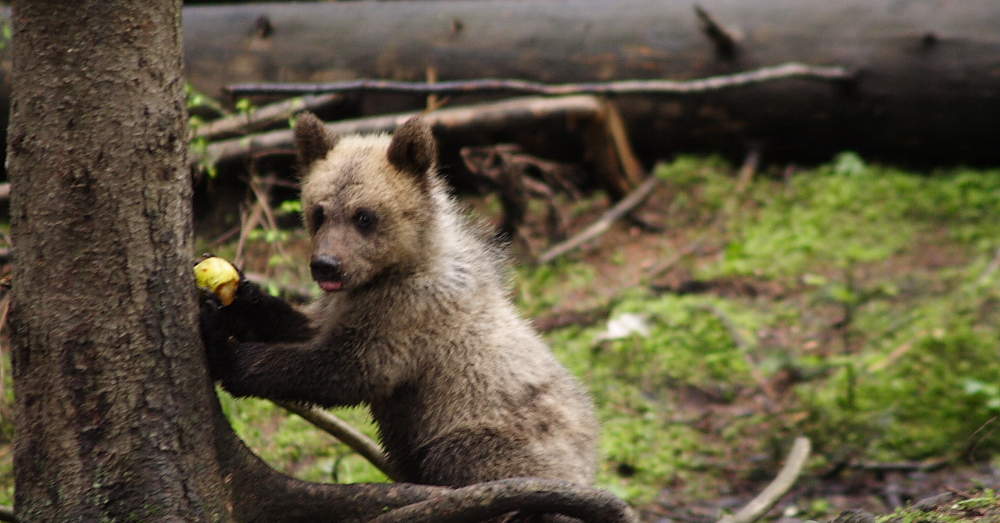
[645,240,707,280]
[274,401,402,482]
[602,101,644,185]
[225,62,852,98]
[538,174,660,264]
[198,95,603,167]
[718,436,812,523]
[195,93,343,141]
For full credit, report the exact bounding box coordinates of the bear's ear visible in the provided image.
[293,112,339,166]
[387,117,436,184]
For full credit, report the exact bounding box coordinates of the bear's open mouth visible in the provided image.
[317,280,344,292]
[310,255,346,292]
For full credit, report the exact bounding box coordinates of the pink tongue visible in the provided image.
[319,281,343,292]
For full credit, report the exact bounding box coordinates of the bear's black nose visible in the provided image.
[310,255,344,283]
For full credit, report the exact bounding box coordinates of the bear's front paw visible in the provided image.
[199,292,242,380]
[215,342,267,398]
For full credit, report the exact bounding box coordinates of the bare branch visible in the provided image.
[977,246,1000,285]
[194,94,343,141]
[198,95,603,167]
[539,175,660,264]
[273,400,402,482]
[697,304,778,403]
[645,240,706,280]
[599,100,645,188]
[225,62,853,97]
[718,436,812,523]
[369,478,638,523]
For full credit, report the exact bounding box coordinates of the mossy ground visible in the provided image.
[0,153,998,519]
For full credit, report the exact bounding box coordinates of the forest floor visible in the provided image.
[1,153,999,521]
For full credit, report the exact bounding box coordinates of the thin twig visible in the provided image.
[195,94,343,141]
[273,400,402,482]
[698,304,778,403]
[233,202,262,268]
[645,240,707,280]
[962,415,999,462]
[648,151,758,282]
[977,246,1000,285]
[538,175,660,264]
[208,224,242,248]
[718,436,812,523]
[866,340,916,373]
[248,177,279,232]
[734,147,761,196]
[225,62,853,97]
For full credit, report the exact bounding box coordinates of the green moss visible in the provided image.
[514,260,597,317]
[546,292,771,502]
[876,489,1000,523]
[804,326,1000,461]
[693,153,1000,279]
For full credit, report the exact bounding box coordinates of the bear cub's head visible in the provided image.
[293,112,439,293]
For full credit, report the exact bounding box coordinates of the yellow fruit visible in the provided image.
[194,256,240,306]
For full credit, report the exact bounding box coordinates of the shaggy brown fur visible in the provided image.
[201,113,598,488]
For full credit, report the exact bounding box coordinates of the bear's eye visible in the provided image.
[353,208,377,233]
[309,206,324,233]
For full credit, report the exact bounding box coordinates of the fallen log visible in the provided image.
[178,0,1000,165]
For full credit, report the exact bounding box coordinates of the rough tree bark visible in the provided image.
[7,2,636,521]
[8,0,230,519]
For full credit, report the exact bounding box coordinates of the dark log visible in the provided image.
[176,0,1000,166]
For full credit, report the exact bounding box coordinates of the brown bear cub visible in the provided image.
[200,113,598,487]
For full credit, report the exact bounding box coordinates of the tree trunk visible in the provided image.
[179,0,1000,165]
[8,0,232,519]
[6,3,637,522]
[6,1,435,520]
[4,1,435,520]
